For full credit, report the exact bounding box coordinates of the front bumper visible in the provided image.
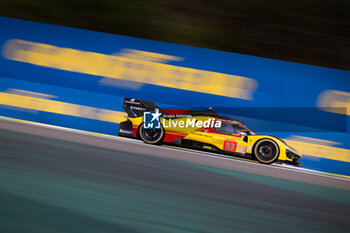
[284,157,303,167]
[285,149,303,166]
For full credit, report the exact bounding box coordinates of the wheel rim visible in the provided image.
[140,124,164,144]
[256,141,278,163]
[143,129,161,141]
[259,145,273,157]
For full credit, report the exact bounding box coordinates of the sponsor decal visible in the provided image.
[247,145,252,153]
[163,114,192,118]
[162,118,221,128]
[223,140,237,151]
[143,109,162,129]
[143,110,222,129]
[119,129,133,134]
[130,106,146,111]
[124,100,140,105]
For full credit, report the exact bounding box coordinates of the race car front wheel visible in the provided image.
[253,139,279,164]
[139,124,164,145]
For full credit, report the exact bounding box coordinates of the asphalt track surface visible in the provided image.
[1,118,350,233]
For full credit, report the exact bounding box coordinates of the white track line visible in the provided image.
[162,143,350,182]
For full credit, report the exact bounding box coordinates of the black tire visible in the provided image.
[253,139,279,164]
[138,123,164,145]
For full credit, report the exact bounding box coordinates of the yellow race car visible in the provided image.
[119,98,302,166]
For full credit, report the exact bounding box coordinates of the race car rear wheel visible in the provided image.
[253,139,279,164]
[139,124,164,145]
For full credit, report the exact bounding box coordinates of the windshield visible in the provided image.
[215,122,256,135]
[234,123,256,135]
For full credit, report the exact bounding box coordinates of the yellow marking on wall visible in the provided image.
[2,39,257,100]
[7,88,56,99]
[0,92,126,123]
[286,135,342,146]
[317,90,350,115]
[117,49,184,63]
[284,139,350,163]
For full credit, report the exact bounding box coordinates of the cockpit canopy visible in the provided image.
[215,121,256,136]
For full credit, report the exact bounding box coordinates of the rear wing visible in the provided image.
[123,97,164,118]
[123,97,220,118]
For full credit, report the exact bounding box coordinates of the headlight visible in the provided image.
[285,149,294,159]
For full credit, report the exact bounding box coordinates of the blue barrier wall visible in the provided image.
[1,17,350,176]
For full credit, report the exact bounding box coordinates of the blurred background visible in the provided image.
[1,1,350,232]
[0,0,349,70]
